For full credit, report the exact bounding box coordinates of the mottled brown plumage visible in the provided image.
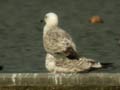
[43,13,79,59]
[45,54,102,73]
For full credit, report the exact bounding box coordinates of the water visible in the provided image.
[0,0,120,73]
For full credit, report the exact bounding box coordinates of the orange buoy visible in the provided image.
[89,16,104,24]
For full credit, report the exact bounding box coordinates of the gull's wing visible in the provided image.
[43,27,79,59]
[55,57,102,73]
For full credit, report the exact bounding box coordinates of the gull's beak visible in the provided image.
[40,20,44,23]
[40,20,45,25]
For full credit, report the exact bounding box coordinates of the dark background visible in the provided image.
[0,0,120,73]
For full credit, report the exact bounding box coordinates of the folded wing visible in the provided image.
[43,27,79,59]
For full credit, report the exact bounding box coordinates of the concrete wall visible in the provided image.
[0,73,119,90]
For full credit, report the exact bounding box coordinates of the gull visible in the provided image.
[45,54,113,73]
[45,53,103,73]
[42,12,79,59]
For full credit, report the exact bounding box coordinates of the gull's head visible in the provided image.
[44,12,58,26]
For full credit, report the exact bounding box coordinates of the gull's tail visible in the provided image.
[86,62,114,72]
[64,47,79,60]
[101,63,113,69]
[92,62,113,69]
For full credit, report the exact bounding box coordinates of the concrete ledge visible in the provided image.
[0,73,120,90]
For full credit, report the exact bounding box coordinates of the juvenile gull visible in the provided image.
[43,12,79,59]
[45,53,102,73]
